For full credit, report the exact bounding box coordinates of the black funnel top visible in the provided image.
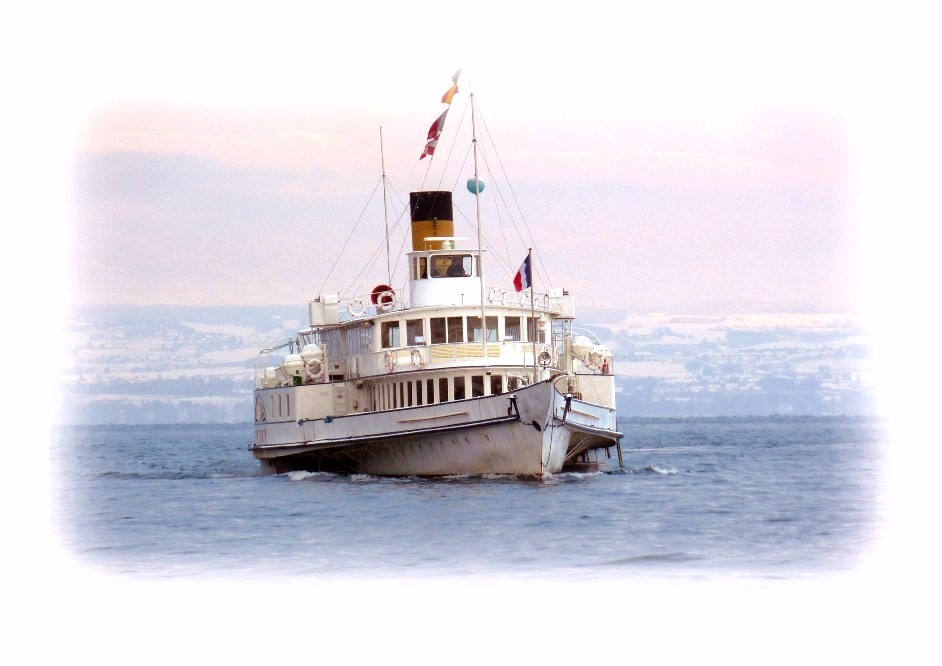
[410,191,453,222]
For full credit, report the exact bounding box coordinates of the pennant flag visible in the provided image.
[513,255,532,292]
[441,68,461,104]
[420,139,438,160]
[419,71,460,160]
[426,109,448,140]
[420,109,448,159]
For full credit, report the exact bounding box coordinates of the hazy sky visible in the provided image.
[37,1,924,317]
[6,2,939,321]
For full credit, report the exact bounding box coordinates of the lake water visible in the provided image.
[50,416,884,580]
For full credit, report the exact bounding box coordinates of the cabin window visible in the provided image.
[406,318,424,345]
[508,376,523,391]
[381,321,401,348]
[427,378,435,404]
[504,316,522,341]
[490,375,502,395]
[471,375,484,398]
[430,316,464,343]
[466,316,498,342]
[527,317,546,344]
[454,376,466,400]
[399,383,405,408]
[347,325,371,355]
[419,257,428,279]
[439,377,449,402]
[430,317,446,344]
[416,380,423,405]
[447,317,464,342]
[407,381,413,407]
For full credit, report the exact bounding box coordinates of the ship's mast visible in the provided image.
[471,94,488,362]
[380,125,392,286]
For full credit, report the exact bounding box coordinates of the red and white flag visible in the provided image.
[420,109,448,160]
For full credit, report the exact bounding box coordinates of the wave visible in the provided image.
[645,464,679,475]
[603,552,702,566]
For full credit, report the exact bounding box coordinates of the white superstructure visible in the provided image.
[249,188,622,477]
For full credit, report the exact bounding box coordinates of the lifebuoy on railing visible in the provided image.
[377,290,396,311]
[383,350,396,372]
[488,287,506,304]
[585,350,603,371]
[346,299,366,318]
[410,347,425,367]
[371,284,396,311]
[305,358,324,382]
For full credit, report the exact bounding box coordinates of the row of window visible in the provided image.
[381,315,546,349]
[261,371,526,422]
[372,372,525,411]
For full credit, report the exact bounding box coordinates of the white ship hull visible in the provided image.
[251,380,621,477]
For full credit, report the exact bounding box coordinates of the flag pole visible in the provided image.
[529,247,537,382]
[380,126,392,286]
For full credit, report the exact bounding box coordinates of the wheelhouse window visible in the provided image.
[471,375,484,398]
[439,377,449,402]
[430,254,473,278]
[413,257,429,280]
[466,316,498,342]
[381,321,401,348]
[406,318,424,345]
[453,376,466,400]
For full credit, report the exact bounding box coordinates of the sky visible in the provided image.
[5,1,942,658]
[15,0,930,318]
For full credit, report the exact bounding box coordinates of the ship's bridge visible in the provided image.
[407,240,484,307]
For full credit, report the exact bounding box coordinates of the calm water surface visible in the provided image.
[50,416,884,580]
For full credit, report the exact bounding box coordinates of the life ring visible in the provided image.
[254,396,266,422]
[305,358,324,381]
[410,347,425,367]
[371,284,396,311]
[347,299,366,318]
[520,291,532,308]
[585,350,603,371]
[488,287,506,304]
[383,350,396,372]
[377,290,396,311]
[502,290,517,306]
